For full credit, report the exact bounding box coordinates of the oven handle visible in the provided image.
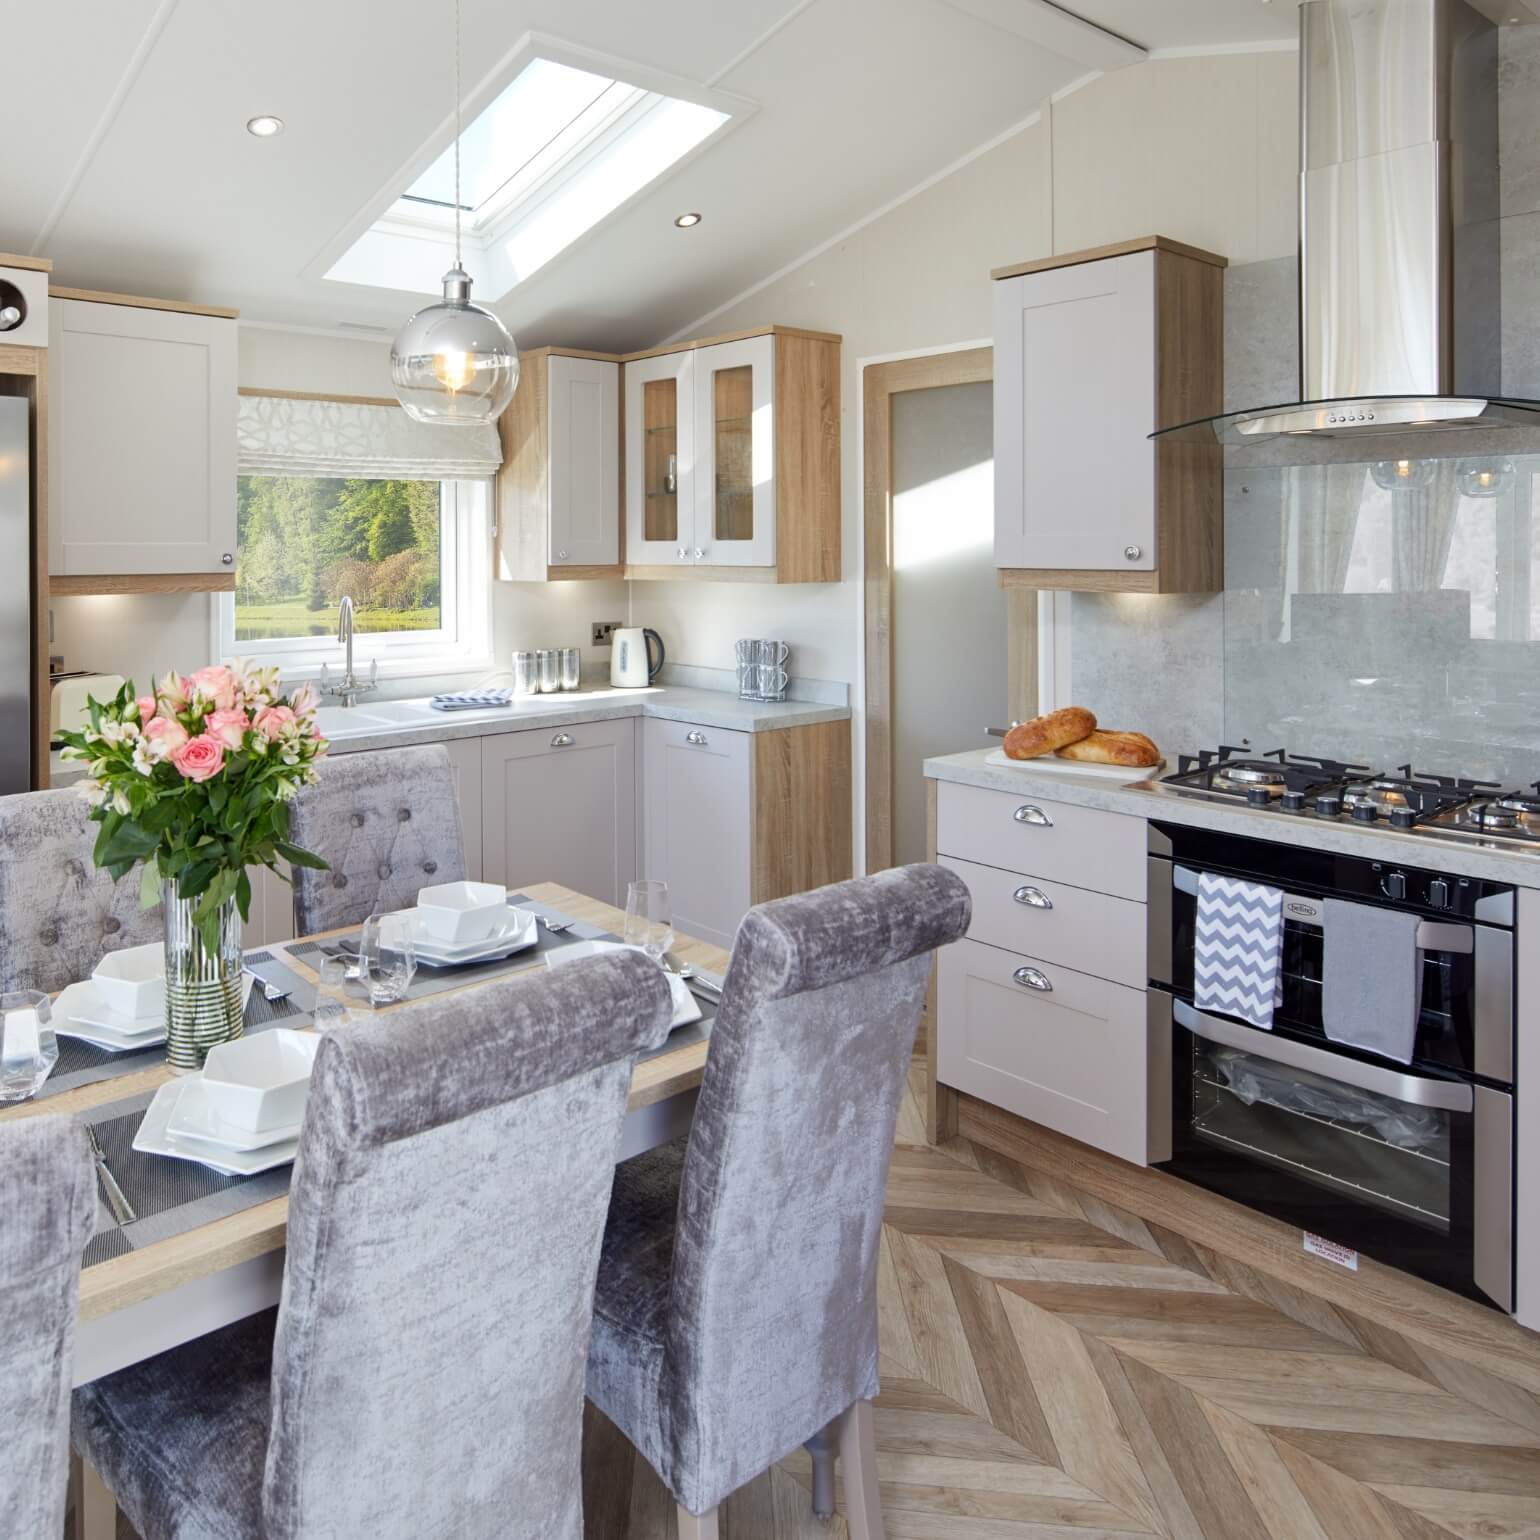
[1171,998,1475,1113]
[1171,865,1473,954]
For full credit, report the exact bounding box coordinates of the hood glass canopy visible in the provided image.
[1151,396,1540,448]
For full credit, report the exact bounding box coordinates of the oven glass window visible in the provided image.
[1191,1043,1452,1233]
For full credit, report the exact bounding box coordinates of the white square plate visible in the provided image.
[54,981,166,1051]
[544,940,702,1028]
[164,1072,304,1151]
[133,1078,300,1176]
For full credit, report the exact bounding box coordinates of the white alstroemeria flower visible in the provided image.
[132,740,156,776]
[112,789,132,815]
[97,720,129,746]
[78,779,105,806]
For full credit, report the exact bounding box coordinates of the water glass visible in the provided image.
[312,953,363,1032]
[624,881,674,965]
[0,991,56,1102]
[359,913,416,1007]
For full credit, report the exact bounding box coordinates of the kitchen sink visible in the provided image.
[313,706,400,738]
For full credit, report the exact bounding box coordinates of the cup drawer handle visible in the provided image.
[1013,885,1053,910]
[1013,966,1053,992]
[550,732,574,748]
[1013,804,1053,827]
[685,730,708,746]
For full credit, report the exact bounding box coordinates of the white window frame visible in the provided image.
[214,478,494,683]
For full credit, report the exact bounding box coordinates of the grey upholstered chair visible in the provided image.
[0,788,164,994]
[72,949,674,1540]
[586,863,971,1539]
[0,1116,95,1538]
[285,741,468,934]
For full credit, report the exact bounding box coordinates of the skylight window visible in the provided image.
[324,51,734,301]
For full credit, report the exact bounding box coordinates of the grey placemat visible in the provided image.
[79,1086,293,1271]
[36,953,302,1102]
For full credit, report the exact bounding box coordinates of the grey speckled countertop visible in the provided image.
[925,748,1540,889]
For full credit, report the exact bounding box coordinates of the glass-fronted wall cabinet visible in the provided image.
[624,325,840,582]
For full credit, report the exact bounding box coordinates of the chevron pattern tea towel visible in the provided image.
[1194,872,1285,1029]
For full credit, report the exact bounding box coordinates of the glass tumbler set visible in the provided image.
[736,639,790,703]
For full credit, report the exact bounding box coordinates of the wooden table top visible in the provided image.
[1,881,730,1324]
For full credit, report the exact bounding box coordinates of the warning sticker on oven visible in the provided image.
[1303,1232,1359,1270]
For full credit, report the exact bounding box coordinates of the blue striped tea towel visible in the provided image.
[429,688,514,712]
[1194,872,1285,1030]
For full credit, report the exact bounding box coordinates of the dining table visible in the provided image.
[0,880,729,1388]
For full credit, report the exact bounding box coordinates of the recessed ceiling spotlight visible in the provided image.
[674,211,702,228]
[246,115,285,138]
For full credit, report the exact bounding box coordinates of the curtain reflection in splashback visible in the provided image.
[1224,454,1540,785]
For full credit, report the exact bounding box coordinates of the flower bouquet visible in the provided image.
[58,663,329,1068]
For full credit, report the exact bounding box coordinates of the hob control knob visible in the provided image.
[1383,871,1407,900]
[1429,878,1451,909]
[1316,795,1342,817]
[1280,791,1306,812]
[1246,786,1273,807]
[1389,806,1417,829]
[1352,803,1379,823]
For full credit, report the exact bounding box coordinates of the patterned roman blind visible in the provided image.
[236,393,502,480]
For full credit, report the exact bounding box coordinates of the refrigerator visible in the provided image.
[0,397,30,795]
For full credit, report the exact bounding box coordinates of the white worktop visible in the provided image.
[926,748,1540,889]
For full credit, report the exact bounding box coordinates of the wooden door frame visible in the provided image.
[862,347,1036,873]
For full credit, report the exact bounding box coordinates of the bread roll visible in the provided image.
[1003,707,1096,760]
[1054,730,1161,768]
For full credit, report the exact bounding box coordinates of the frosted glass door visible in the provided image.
[624,351,695,567]
[694,335,775,567]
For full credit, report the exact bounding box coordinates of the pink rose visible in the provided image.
[158,671,190,711]
[170,732,225,783]
[142,716,190,760]
[188,665,237,713]
[206,707,251,751]
[253,704,297,742]
[135,695,156,724]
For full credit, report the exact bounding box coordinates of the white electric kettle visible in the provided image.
[610,628,665,688]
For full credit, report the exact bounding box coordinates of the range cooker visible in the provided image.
[1152,745,1540,857]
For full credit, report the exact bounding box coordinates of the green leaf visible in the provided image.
[236,868,252,923]
[138,860,162,911]
[99,820,160,868]
[274,840,329,872]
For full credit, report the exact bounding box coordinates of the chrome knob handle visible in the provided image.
[1013,966,1052,992]
[677,547,687,560]
[1013,885,1053,910]
[1123,544,1142,561]
[556,549,569,561]
[550,732,574,748]
[685,730,708,746]
[221,552,234,565]
[693,547,705,560]
[1013,804,1053,827]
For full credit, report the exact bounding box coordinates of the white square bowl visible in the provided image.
[200,1029,320,1133]
[92,943,166,1022]
[415,880,509,944]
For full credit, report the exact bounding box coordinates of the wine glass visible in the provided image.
[624,881,674,967]
[311,953,362,1031]
[359,913,416,1006]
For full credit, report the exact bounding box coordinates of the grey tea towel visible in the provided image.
[1321,898,1422,1064]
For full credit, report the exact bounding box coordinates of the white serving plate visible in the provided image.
[415,880,510,944]
[544,940,702,1029]
[405,907,537,966]
[54,981,165,1051]
[165,1072,303,1151]
[983,747,1166,780]
[133,1078,299,1176]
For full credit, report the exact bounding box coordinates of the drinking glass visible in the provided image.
[312,953,362,1031]
[359,913,416,1007]
[624,881,674,966]
[0,991,56,1102]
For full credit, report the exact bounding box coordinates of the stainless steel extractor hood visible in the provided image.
[1157,0,1540,446]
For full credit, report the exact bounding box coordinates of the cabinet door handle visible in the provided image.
[693,547,706,560]
[1123,544,1143,561]
[221,552,234,566]
[1013,885,1053,910]
[1013,804,1053,827]
[685,730,708,746]
[1013,966,1053,992]
[555,548,569,561]
[550,732,574,748]
[677,547,688,560]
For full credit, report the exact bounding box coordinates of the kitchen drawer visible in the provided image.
[936,781,1145,900]
[941,854,1145,989]
[937,936,1152,1166]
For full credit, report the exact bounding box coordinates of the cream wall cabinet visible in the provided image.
[495,349,621,581]
[991,236,1224,594]
[624,348,697,567]
[48,294,237,583]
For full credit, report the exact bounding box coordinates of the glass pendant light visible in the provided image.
[392,0,519,425]
[1370,457,1437,493]
[1456,459,1514,498]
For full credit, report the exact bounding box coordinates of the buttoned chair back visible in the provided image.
[0,1116,96,1535]
[261,950,673,1538]
[0,789,164,993]
[285,743,467,934]
[641,864,970,1515]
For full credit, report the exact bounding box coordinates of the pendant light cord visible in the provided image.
[453,0,463,270]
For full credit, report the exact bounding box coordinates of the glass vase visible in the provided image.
[162,881,244,1072]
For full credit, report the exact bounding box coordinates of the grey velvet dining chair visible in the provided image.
[0,1115,96,1538]
[285,741,468,933]
[0,788,164,994]
[71,949,675,1540]
[585,862,972,1540]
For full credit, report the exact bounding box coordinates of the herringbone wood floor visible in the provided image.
[583,1071,1540,1540]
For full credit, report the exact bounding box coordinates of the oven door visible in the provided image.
[1154,993,1513,1310]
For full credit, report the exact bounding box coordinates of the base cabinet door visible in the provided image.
[937,936,1151,1166]
[243,860,295,947]
[642,719,751,951]
[481,721,637,907]
[442,737,483,881]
